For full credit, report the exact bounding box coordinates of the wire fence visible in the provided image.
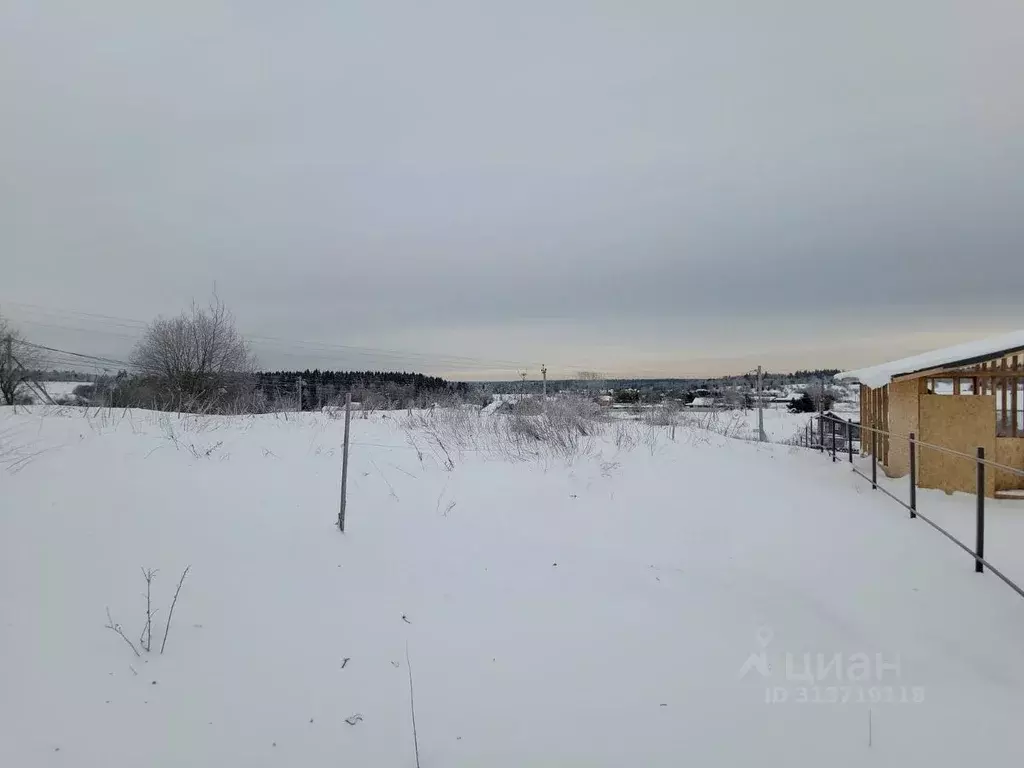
[805,413,1024,602]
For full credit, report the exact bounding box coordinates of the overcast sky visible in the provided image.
[3,1,1024,380]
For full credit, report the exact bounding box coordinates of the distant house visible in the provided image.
[688,396,716,408]
[818,411,860,444]
[836,330,1024,499]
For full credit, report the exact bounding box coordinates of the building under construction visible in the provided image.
[836,330,1024,499]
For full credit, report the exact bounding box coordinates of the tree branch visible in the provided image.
[160,565,191,654]
[406,642,421,768]
[105,607,141,657]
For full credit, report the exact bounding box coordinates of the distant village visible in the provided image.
[485,370,855,413]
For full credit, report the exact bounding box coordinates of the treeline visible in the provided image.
[27,369,97,383]
[254,369,481,411]
[787,369,842,379]
[57,369,484,413]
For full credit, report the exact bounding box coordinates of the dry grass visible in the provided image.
[402,396,608,465]
[401,396,761,466]
[676,408,748,440]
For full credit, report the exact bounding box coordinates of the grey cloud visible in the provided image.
[3,1,1024,378]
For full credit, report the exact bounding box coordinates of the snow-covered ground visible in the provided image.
[852,455,1024,587]
[2,405,1022,767]
[39,381,88,399]
[717,404,837,444]
[640,403,857,445]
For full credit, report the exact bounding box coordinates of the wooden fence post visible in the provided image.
[338,393,352,532]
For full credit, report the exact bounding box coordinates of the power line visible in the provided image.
[18,340,135,370]
[18,320,142,342]
[0,300,148,328]
[3,300,545,372]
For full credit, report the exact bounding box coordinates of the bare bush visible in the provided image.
[72,383,95,400]
[509,396,604,459]
[358,390,388,418]
[612,421,638,451]
[677,408,747,440]
[643,402,681,427]
[105,566,191,658]
[0,316,46,406]
[403,405,480,467]
[130,295,256,411]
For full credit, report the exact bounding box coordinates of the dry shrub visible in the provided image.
[402,395,607,464]
[643,402,680,427]
[613,421,639,451]
[677,408,746,439]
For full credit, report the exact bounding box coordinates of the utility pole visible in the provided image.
[757,365,767,442]
[519,370,527,404]
[541,364,548,399]
[296,377,303,412]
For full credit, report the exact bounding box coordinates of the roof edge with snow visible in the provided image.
[835,329,1024,389]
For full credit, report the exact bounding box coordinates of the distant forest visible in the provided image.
[25,368,480,412]
[254,369,477,410]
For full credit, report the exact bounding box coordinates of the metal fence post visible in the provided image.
[871,429,877,489]
[338,392,352,532]
[818,415,824,453]
[976,446,985,573]
[908,432,916,518]
[847,419,854,463]
[831,417,837,462]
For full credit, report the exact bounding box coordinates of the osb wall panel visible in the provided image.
[995,439,1024,491]
[861,383,879,458]
[883,379,919,478]
[918,395,996,497]
[860,385,868,457]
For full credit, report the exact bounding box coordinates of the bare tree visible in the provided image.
[130,296,256,407]
[576,370,606,395]
[0,314,46,405]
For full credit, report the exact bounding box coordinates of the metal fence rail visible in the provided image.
[841,417,1024,479]
[812,414,1024,602]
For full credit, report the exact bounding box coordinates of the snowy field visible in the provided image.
[612,403,855,446]
[689,404,834,444]
[2,405,1023,767]
[39,381,87,399]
